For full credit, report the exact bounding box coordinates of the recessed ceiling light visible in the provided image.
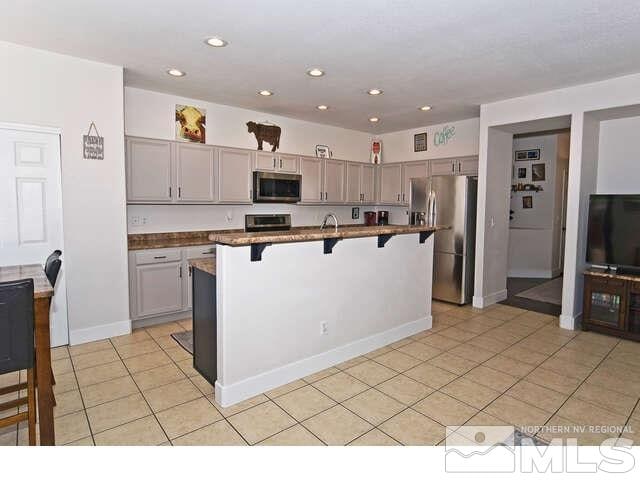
[367,89,383,96]
[205,37,228,47]
[167,68,186,77]
[317,105,329,110]
[307,68,325,77]
[419,105,432,111]
[369,117,380,123]
[258,90,274,96]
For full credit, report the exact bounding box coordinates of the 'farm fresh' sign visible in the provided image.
[434,125,456,146]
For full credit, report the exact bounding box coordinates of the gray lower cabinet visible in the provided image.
[379,164,403,204]
[218,148,252,203]
[129,245,215,321]
[300,156,323,203]
[126,137,173,202]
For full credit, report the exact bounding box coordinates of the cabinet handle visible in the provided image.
[280,159,283,169]
[179,266,183,278]
[153,255,167,259]
[250,188,253,199]
[273,158,276,168]
[397,194,400,202]
[320,191,323,200]
[325,192,328,200]
[402,193,405,202]
[188,265,192,276]
[458,161,462,173]
[169,186,172,198]
[178,187,181,198]
[452,163,455,173]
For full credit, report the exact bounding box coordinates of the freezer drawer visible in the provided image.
[433,252,466,305]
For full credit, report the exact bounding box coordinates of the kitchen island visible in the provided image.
[194,224,445,407]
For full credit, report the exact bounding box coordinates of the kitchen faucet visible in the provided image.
[320,213,339,233]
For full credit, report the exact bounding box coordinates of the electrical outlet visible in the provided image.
[320,322,328,335]
[131,216,140,226]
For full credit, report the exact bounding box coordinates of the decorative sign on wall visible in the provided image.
[433,125,456,146]
[414,132,428,152]
[522,196,533,209]
[531,163,546,182]
[315,145,331,158]
[82,122,104,160]
[246,121,281,151]
[176,105,206,143]
[515,148,540,161]
[370,138,382,164]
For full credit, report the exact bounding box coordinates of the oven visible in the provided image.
[253,171,301,203]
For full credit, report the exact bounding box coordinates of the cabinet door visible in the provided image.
[323,159,345,203]
[300,156,323,203]
[379,164,402,204]
[345,163,362,203]
[402,162,428,204]
[458,156,479,175]
[255,151,277,171]
[218,148,252,203]
[584,277,626,331]
[135,262,183,317]
[176,143,216,202]
[430,159,456,176]
[361,165,375,203]
[278,154,299,173]
[126,137,173,202]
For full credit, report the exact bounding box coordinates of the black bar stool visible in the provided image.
[44,250,62,394]
[0,279,37,445]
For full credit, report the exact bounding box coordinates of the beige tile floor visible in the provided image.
[1,303,639,446]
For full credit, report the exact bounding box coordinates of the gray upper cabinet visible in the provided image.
[430,156,478,176]
[361,165,375,203]
[255,152,299,173]
[175,143,216,202]
[323,159,345,203]
[300,156,323,203]
[379,164,403,204]
[278,154,299,173]
[126,137,173,203]
[346,163,376,203]
[402,162,428,204]
[255,151,278,171]
[218,148,252,203]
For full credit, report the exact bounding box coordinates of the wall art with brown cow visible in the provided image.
[176,105,206,143]
[246,121,281,152]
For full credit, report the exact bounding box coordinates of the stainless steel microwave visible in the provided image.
[253,171,301,203]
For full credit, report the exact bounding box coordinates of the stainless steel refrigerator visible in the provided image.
[410,176,477,305]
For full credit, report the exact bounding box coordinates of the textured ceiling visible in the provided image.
[2,0,640,133]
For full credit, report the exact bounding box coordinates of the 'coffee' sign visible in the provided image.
[83,122,104,160]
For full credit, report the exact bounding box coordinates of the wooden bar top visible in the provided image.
[584,268,640,283]
[0,264,53,298]
[208,224,448,246]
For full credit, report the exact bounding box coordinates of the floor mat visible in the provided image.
[515,277,563,305]
[171,330,193,354]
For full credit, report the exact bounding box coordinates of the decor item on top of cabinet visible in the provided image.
[531,163,546,182]
[315,144,331,158]
[175,105,206,143]
[414,132,428,152]
[515,148,540,161]
[522,196,533,209]
[246,121,281,152]
[433,125,456,146]
[82,121,104,159]
[370,138,382,164]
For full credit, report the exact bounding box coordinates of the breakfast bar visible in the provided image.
[195,224,445,407]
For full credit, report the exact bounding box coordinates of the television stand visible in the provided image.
[583,269,640,341]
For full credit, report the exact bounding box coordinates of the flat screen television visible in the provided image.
[586,194,640,270]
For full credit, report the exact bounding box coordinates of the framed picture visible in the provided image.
[523,196,533,209]
[316,145,330,158]
[414,132,428,152]
[515,149,540,161]
[531,163,546,182]
[517,167,527,179]
[175,105,206,143]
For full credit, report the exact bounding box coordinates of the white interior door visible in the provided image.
[0,126,68,346]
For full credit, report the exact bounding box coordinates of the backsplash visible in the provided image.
[127,204,409,233]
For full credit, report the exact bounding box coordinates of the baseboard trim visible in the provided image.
[132,311,192,330]
[69,320,131,345]
[215,316,432,407]
[508,269,555,279]
[472,289,508,309]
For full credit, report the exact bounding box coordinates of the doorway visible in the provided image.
[501,129,570,316]
[0,125,69,346]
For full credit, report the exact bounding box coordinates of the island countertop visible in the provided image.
[208,224,448,246]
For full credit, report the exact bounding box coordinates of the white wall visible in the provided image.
[475,72,640,329]
[0,41,130,343]
[597,116,640,193]
[379,117,479,163]
[125,87,371,161]
[215,233,433,406]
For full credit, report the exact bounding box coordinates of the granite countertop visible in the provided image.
[208,224,448,246]
[128,229,243,250]
[189,258,216,276]
[0,264,53,299]
[584,268,640,283]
